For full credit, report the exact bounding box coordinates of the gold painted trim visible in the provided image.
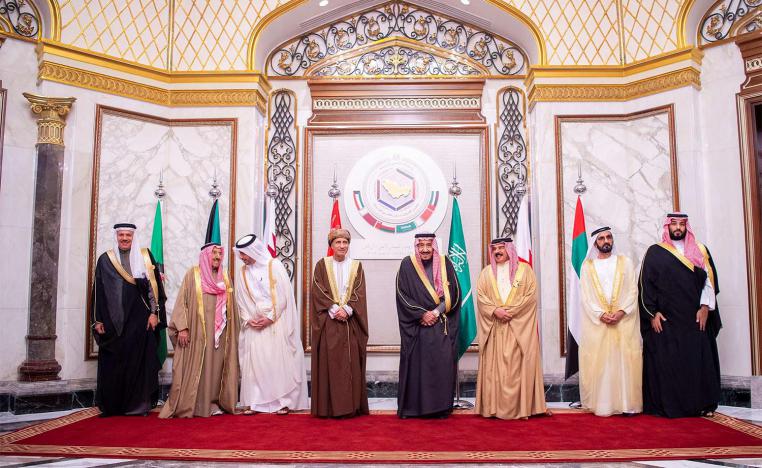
[529,67,701,105]
[247,0,309,71]
[167,0,175,71]
[482,0,547,65]
[38,61,267,112]
[43,0,61,41]
[677,0,697,47]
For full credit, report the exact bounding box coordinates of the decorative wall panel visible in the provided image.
[86,107,236,358]
[555,106,678,355]
[621,0,680,63]
[268,0,526,77]
[0,0,40,38]
[699,0,762,44]
[495,86,529,238]
[264,89,298,281]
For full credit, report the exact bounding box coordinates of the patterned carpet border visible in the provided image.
[2,408,762,463]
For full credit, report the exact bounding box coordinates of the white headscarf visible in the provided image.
[113,224,147,279]
[235,234,272,271]
[585,226,619,262]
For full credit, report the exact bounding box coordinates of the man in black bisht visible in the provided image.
[395,233,460,418]
[639,213,721,418]
[92,223,167,416]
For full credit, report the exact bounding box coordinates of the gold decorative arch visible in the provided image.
[676,0,697,47]
[246,0,309,71]
[482,0,547,65]
[43,0,61,41]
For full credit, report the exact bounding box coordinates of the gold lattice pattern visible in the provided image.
[59,0,170,69]
[172,0,286,71]
[621,0,680,63]
[508,0,621,65]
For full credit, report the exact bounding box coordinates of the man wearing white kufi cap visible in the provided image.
[235,234,308,415]
[578,227,642,417]
[92,223,167,416]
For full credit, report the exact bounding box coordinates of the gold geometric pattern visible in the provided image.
[622,0,680,63]
[507,0,622,65]
[172,0,286,71]
[59,0,170,69]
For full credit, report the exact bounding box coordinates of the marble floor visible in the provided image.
[1,401,762,467]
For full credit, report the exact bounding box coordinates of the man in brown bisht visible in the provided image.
[159,242,239,418]
[475,237,549,420]
[310,228,369,418]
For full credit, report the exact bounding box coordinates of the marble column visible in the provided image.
[18,93,75,381]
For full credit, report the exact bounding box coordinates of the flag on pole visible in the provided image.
[514,193,533,266]
[151,200,168,367]
[447,198,476,360]
[263,196,277,258]
[326,199,342,256]
[564,196,588,379]
[205,199,221,245]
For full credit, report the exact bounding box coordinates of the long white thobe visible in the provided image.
[236,259,308,412]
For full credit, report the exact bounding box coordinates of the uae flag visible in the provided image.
[447,198,476,360]
[151,200,168,367]
[326,199,342,256]
[564,196,587,379]
[205,199,221,245]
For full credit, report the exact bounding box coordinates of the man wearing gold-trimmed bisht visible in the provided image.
[159,242,239,418]
[395,232,461,419]
[475,237,548,420]
[235,234,308,415]
[578,227,642,417]
[310,228,369,418]
[92,223,167,417]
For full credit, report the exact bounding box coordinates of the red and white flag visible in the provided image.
[514,194,533,266]
[263,196,277,258]
[326,198,342,256]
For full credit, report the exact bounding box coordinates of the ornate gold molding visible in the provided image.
[38,61,268,112]
[528,67,701,105]
[312,96,481,111]
[22,92,75,146]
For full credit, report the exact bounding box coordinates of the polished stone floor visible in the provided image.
[1,401,762,467]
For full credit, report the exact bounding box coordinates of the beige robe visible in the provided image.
[159,267,239,418]
[579,255,642,416]
[476,262,547,419]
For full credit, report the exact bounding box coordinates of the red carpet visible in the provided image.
[2,408,762,463]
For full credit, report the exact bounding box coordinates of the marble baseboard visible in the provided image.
[0,374,752,415]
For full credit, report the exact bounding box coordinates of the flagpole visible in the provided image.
[449,168,474,410]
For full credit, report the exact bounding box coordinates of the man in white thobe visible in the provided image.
[235,234,308,415]
[578,227,642,416]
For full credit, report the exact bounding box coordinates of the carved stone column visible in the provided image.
[19,93,75,381]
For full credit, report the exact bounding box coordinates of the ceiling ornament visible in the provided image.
[0,0,40,38]
[699,0,762,44]
[267,0,526,77]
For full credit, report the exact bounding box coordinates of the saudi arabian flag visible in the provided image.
[447,198,476,360]
[564,195,587,379]
[151,200,168,367]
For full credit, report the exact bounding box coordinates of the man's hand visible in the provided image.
[420,311,438,326]
[94,322,105,335]
[494,308,511,323]
[248,316,274,330]
[604,310,625,325]
[178,329,190,347]
[651,312,667,333]
[697,305,709,331]
[335,309,349,322]
[146,313,159,331]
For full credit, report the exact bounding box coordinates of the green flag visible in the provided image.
[447,198,476,360]
[151,200,168,367]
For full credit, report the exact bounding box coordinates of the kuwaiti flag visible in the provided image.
[448,198,476,360]
[326,199,342,256]
[263,196,277,258]
[564,196,588,379]
[151,199,168,367]
[514,194,532,266]
[205,199,221,245]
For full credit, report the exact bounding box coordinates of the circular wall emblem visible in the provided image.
[344,146,448,240]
